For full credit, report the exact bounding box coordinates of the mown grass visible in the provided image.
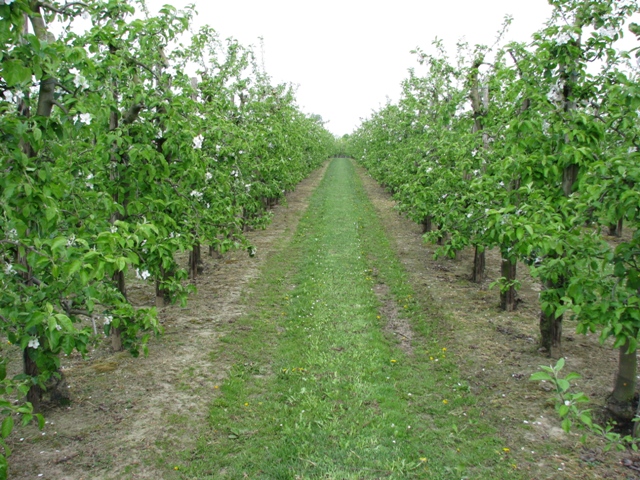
[175,158,521,479]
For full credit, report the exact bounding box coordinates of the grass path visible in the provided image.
[177,158,520,479]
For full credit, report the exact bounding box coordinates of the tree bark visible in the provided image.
[607,339,637,423]
[421,216,432,234]
[608,219,623,238]
[189,241,203,280]
[500,256,517,311]
[111,270,126,351]
[539,278,563,358]
[436,227,447,246]
[23,348,41,413]
[472,245,485,283]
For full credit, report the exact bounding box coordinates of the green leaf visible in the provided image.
[1,60,31,87]
[555,357,565,371]
[579,413,593,428]
[51,236,67,252]
[530,372,553,382]
[558,404,569,417]
[561,417,572,433]
[1,417,13,439]
[556,378,570,392]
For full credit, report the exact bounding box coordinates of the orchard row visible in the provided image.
[347,0,640,430]
[0,0,334,471]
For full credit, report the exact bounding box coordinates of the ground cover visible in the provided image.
[177,158,520,479]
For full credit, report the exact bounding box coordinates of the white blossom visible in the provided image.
[205,171,213,181]
[245,183,251,192]
[110,225,117,234]
[7,228,17,240]
[78,113,92,124]
[555,32,575,45]
[3,263,15,275]
[190,190,203,199]
[103,315,113,325]
[231,170,239,178]
[547,81,564,104]
[193,134,204,149]
[66,234,76,247]
[28,337,39,349]
[55,324,62,331]
[136,269,151,280]
[69,68,89,89]
[597,27,616,38]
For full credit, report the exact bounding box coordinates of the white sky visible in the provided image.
[145,1,556,135]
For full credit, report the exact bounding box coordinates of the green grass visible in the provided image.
[175,158,521,479]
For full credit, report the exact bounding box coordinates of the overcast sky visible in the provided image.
[145,1,555,135]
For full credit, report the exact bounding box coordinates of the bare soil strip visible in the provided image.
[8,163,329,480]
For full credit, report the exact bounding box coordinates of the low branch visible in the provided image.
[122,103,144,125]
[52,100,69,115]
[39,1,90,15]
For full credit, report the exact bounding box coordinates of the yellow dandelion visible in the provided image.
[391,359,397,363]
[429,356,434,360]
[442,347,447,352]
[419,457,427,462]
[503,447,510,453]
[174,466,179,470]
[214,385,219,389]
[442,399,448,404]
[244,402,249,406]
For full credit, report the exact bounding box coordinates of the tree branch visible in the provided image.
[38,1,90,15]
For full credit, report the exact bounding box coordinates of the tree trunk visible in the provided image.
[23,348,41,413]
[608,219,623,238]
[155,260,175,307]
[608,339,637,423]
[111,270,126,351]
[421,216,432,234]
[500,256,517,311]
[189,241,203,280]
[539,278,563,358]
[437,227,447,246]
[471,245,485,283]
